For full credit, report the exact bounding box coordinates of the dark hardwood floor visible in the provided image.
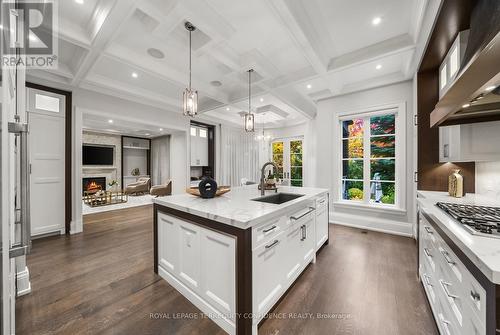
[16,205,438,335]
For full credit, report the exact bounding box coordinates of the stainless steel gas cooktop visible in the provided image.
[436,202,500,238]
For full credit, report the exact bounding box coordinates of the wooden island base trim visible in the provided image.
[153,203,327,335]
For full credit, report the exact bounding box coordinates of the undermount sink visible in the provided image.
[251,193,305,205]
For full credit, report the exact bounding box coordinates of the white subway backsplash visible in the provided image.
[476,161,500,202]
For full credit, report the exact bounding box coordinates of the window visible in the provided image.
[35,93,60,113]
[440,64,447,90]
[190,127,197,137]
[199,128,207,138]
[449,46,459,77]
[340,110,400,207]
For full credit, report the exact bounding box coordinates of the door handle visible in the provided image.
[8,121,31,256]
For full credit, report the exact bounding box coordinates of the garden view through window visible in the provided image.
[341,113,396,205]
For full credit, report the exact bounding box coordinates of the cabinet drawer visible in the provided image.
[252,216,285,250]
[437,242,486,327]
[315,196,328,210]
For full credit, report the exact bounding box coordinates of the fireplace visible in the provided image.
[83,177,106,195]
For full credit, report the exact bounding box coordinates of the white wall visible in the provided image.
[312,81,416,236]
[476,161,500,202]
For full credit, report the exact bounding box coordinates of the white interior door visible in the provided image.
[27,89,66,237]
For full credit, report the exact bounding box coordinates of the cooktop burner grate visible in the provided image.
[436,202,500,238]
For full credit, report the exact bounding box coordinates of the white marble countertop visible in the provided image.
[417,190,500,284]
[154,186,329,229]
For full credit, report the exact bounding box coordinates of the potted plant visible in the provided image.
[266,171,277,186]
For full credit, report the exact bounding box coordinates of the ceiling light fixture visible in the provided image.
[147,48,165,59]
[260,98,264,102]
[108,119,113,123]
[244,69,255,132]
[485,85,497,92]
[462,103,470,108]
[372,17,382,26]
[75,0,84,4]
[131,72,138,78]
[183,22,198,117]
[226,107,230,111]
[376,64,382,70]
[145,133,150,136]
[306,84,312,89]
[159,128,163,131]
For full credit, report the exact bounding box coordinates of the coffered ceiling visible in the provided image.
[28,0,436,128]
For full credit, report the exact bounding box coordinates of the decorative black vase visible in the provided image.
[198,176,218,199]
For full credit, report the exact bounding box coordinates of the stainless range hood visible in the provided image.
[430,0,500,127]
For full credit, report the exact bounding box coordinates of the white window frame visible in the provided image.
[333,102,406,212]
[270,136,305,187]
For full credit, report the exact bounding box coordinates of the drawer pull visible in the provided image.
[423,248,432,258]
[470,290,480,302]
[300,225,307,241]
[424,226,433,234]
[265,240,279,249]
[423,274,433,286]
[440,280,459,299]
[290,207,315,221]
[441,317,452,335]
[318,199,326,204]
[441,249,456,265]
[263,225,277,233]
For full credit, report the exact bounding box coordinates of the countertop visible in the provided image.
[417,190,500,284]
[154,185,329,229]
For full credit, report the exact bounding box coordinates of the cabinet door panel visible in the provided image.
[158,213,178,273]
[283,224,302,284]
[200,230,236,318]
[178,222,201,292]
[315,207,328,250]
[301,217,315,263]
[253,232,284,314]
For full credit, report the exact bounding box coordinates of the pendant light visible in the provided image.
[244,69,255,132]
[183,22,198,117]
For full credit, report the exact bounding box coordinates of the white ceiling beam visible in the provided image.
[70,0,139,86]
[328,34,415,72]
[338,72,407,98]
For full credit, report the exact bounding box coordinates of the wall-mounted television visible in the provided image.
[83,145,114,166]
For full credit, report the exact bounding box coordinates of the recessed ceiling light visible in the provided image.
[75,0,84,4]
[131,72,138,78]
[145,133,150,136]
[226,107,230,111]
[260,98,264,102]
[372,17,382,26]
[306,84,312,89]
[485,85,497,92]
[462,103,470,108]
[108,119,113,123]
[159,128,163,131]
[376,64,382,70]
[147,48,165,59]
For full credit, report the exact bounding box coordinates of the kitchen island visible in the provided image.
[153,186,329,335]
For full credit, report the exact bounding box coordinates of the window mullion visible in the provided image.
[363,117,370,204]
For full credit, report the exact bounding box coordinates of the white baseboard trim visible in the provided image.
[16,266,31,297]
[70,219,83,235]
[329,211,413,237]
[158,266,235,335]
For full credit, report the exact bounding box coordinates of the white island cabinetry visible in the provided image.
[154,186,329,335]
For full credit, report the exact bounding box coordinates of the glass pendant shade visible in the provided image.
[244,112,255,132]
[183,88,198,117]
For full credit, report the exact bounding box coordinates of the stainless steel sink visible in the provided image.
[251,193,305,205]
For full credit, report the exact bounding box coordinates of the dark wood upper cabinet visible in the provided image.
[430,0,500,127]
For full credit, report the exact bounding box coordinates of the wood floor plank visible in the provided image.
[16,206,438,335]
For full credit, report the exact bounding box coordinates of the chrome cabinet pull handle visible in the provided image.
[291,207,315,221]
[441,249,456,265]
[265,240,279,249]
[300,225,306,241]
[440,280,459,299]
[470,290,480,302]
[263,225,277,233]
[424,226,433,234]
[423,248,432,258]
